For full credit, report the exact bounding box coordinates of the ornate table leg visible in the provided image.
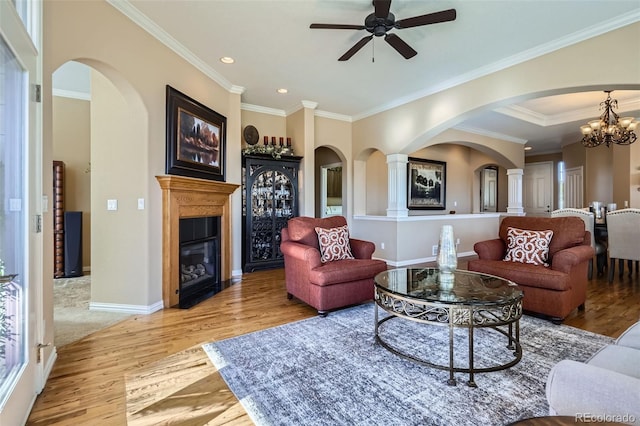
[447,319,456,386]
[467,322,477,387]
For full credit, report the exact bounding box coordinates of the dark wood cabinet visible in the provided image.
[242,154,301,272]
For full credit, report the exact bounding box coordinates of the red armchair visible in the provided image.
[467,216,594,323]
[280,216,387,316]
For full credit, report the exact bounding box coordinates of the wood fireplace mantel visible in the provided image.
[156,175,239,308]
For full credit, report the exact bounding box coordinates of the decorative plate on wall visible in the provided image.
[243,125,259,145]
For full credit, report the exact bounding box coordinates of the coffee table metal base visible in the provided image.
[374,288,522,387]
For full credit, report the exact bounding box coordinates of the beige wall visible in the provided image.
[585,145,613,205]
[90,70,149,304]
[52,96,92,271]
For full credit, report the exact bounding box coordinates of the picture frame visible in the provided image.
[407,157,446,210]
[165,85,226,181]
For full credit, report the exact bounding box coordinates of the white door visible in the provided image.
[0,1,44,424]
[524,162,553,216]
[564,166,584,208]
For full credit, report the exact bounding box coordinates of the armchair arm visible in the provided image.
[473,239,506,261]
[551,245,595,274]
[280,241,322,269]
[546,360,640,420]
[350,238,375,259]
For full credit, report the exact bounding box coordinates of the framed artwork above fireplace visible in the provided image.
[165,85,226,182]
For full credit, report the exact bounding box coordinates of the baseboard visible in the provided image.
[374,250,476,267]
[43,346,57,387]
[82,266,91,273]
[89,300,164,315]
[231,268,243,280]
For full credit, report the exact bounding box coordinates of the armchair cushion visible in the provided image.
[504,227,553,266]
[315,225,354,263]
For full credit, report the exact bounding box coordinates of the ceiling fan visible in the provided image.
[310,0,456,61]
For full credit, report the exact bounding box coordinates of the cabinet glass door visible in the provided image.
[249,169,294,263]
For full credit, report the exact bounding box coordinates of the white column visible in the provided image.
[386,154,409,217]
[507,168,524,214]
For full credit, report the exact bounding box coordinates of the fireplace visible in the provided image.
[179,216,221,308]
[156,175,239,308]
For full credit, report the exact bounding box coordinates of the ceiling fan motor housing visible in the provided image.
[365,12,395,36]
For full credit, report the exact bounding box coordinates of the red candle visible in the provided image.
[279,137,284,146]
[271,137,276,146]
[286,137,291,147]
[263,136,268,145]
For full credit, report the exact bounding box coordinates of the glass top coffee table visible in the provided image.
[374,268,524,387]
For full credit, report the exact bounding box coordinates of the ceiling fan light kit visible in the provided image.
[580,91,638,148]
[310,0,456,61]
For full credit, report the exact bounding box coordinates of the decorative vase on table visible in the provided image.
[437,225,457,289]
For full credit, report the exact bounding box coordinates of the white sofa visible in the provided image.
[546,322,640,424]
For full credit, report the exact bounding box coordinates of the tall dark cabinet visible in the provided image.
[242,153,302,272]
[53,161,65,278]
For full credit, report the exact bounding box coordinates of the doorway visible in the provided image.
[321,163,343,218]
[480,166,498,212]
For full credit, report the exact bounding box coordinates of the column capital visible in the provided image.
[387,153,408,164]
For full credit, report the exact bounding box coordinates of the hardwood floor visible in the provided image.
[26,260,640,425]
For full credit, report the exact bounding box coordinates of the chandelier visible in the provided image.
[580,91,638,148]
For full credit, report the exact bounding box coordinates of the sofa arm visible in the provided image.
[280,241,322,268]
[350,238,375,259]
[551,245,595,274]
[473,239,506,261]
[546,359,640,421]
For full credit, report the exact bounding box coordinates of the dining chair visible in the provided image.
[605,208,640,283]
[551,208,606,279]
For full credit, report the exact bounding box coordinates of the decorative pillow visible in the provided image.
[503,227,554,266]
[315,225,354,263]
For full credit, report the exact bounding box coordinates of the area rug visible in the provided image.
[54,275,131,347]
[203,303,613,426]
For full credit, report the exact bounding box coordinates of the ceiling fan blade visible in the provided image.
[373,0,392,18]
[338,35,373,61]
[395,9,456,29]
[385,33,417,59]
[310,23,366,30]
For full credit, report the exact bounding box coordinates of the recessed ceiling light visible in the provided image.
[277,88,288,94]
[524,146,533,151]
[220,57,234,64]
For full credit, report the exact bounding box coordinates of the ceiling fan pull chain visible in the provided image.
[372,37,375,63]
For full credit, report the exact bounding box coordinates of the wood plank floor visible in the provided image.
[26,259,640,425]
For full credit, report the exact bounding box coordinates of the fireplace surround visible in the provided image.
[156,175,239,308]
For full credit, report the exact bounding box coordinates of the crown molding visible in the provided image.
[52,88,91,101]
[301,100,318,109]
[353,11,640,121]
[314,110,352,122]
[454,124,528,144]
[241,103,286,117]
[229,85,245,95]
[107,0,234,93]
[497,98,640,127]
